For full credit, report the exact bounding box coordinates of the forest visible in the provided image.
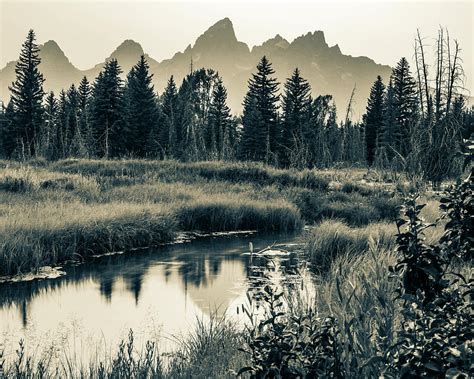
[1,30,472,186]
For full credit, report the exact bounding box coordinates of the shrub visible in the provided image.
[385,174,473,378]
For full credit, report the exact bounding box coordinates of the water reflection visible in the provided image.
[0,232,303,355]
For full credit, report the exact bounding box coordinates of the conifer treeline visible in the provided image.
[0,30,472,180]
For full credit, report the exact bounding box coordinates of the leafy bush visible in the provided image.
[239,285,345,378]
[385,171,473,378]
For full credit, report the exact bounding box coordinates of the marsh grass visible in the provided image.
[0,159,400,276]
[305,220,396,272]
[309,246,401,377]
[0,202,177,276]
[51,159,331,190]
[2,314,245,379]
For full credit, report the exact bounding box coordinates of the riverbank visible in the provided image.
[0,159,400,277]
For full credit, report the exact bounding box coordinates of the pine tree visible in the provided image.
[280,68,312,167]
[207,78,232,159]
[54,90,68,159]
[392,57,418,156]
[66,84,80,155]
[160,76,178,158]
[89,59,125,158]
[78,76,92,155]
[125,55,159,157]
[78,76,90,113]
[239,56,280,163]
[8,29,45,158]
[363,76,385,165]
[377,79,398,167]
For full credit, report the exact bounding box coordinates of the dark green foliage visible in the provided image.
[239,285,345,378]
[207,78,235,159]
[77,76,92,155]
[8,29,45,158]
[376,79,398,165]
[0,101,16,158]
[239,56,280,163]
[386,176,473,378]
[392,57,418,157]
[439,169,473,261]
[159,75,178,158]
[124,55,160,157]
[39,91,57,159]
[363,76,385,165]
[392,196,446,302]
[89,59,126,158]
[280,68,312,167]
[175,68,220,160]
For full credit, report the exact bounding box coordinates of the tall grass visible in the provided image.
[2,314,245,379]
[52,159,331,190]
[0,159,401,277]
[0,202,177,276]
[305,220,396,271]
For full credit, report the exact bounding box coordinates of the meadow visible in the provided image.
[0,159,400,278]
[2,159,469,378]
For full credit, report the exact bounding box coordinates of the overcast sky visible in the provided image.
[1,0,473,92]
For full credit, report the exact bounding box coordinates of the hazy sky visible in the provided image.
[1,0,473,91]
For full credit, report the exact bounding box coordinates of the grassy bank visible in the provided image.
[0,159,400,277]
[2,177,470,378]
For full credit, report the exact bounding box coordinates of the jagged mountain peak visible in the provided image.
[39,40,68,60]
[194,17,240,50]
[252,34,290,56]
[290,30,329,52]
[109,39,144,59]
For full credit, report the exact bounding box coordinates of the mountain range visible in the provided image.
[0,18,392,119]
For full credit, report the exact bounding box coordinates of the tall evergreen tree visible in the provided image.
[125,55,159,156]
[160,76,178,158]
[54,90,68,159]
[377,79,398,166]
[280,68,312,167]
[207,78,233,159]
[78,76,92,155]
[239,56,279,163]
[392,57,418,156]
[66,84,79,154]
[78,76,91,114]
[89,59,125,158]
[363,76,385,165]
[8,29,45,158]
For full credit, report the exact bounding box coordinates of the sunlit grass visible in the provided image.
[0,159,402,277]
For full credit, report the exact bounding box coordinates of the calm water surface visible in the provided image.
[0,232,305,362]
